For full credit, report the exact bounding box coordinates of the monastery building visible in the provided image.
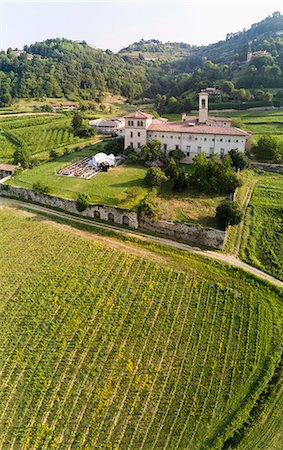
[124,91,250,163]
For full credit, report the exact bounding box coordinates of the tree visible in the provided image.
[173,171,188,192]
[168,149,185,163]
[228,149,249,170]
[72,112,83,134]
[137,189,159,222]
[76,193,90,212]
[140,140,164,162]
[190,152,240,193]
[216,200,242,229]
[49,149,59,159]
[164,158,178,180]
[144,167,167,187]
[253,136,282,162]
[13,148,30,168]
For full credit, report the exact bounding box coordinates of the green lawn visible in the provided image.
[0,206,282,449]
[240,172,283,281]
[6,144,149,210]
[6,150,227,225]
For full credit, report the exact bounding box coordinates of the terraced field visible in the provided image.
[0,206,282,449]
[240,172,283,281]
[0,115,85,163]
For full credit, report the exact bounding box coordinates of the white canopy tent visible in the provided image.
[91,152,116,169]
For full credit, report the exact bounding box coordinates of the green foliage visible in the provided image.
[144,166,167,187]
[228,149,250,170]
[140,140,164,162]
[32,181,50,195]
[216,200,243,228]
[253,135,282,163]
[164,158,178,180]
[13,147,30,168]
[72,112,83,132]
[49,149,59,159]
[168,148,185,163]
[76,193,90,212]
[173,171,188,192]
[137,188,159,221]
[190,152,240,193]
[104,138,124,155]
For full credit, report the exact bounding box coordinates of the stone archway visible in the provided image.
[108,212,114,222]
[94,210,100,219]
[122,215,129,226]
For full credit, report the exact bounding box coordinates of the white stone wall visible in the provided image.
[124,117,152,150]
[147,131,246,163]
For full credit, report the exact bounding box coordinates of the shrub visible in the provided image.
[169,149,185,163]
[228,149,249,170]
[216,200,242,229]
[252,136,282,163]
[137,189,159,222]
[32,181,50,195]
[49,149,59,159]
[104,138,124,155]
[13,148,30,168]
[190,152,240,194]
[164,158,178,180]
[144,166,167,187]
[76,193,90,212]
[173,171,188,192]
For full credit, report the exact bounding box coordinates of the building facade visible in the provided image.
[124,92,250,163]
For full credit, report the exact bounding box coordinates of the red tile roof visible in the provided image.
[148,122,249,136]
[0,163,18,171]
[124,111,152,119]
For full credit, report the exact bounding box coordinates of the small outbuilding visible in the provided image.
[0,163,18,180]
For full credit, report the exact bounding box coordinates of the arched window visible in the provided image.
[137,121,140,126]
[140,121,144,126]
[108,213,114,222]
[122,215,129,226]
[202,98,206,109]
[94,211,100,219]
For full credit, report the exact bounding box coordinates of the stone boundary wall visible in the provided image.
[0,186,139,229]
[0,186,226,249]
[139,218,226,250]
[251,162,283,174]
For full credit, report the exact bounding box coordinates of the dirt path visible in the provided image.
[1,197,282,290]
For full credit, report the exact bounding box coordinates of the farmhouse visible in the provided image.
[0,164,18,180]
[89,118,125,136]
[124,91,250,163]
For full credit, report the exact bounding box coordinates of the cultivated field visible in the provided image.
[0,114,95,163]
[240,172,283,281]
[0,206,282,449]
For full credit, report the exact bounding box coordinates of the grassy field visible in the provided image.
[0,114,96,163]
[5,144,149,210]
[6,148,226,224]
[0,205,282,449]
[240,172,283,281]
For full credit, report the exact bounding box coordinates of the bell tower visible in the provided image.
[198,92,208,123]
